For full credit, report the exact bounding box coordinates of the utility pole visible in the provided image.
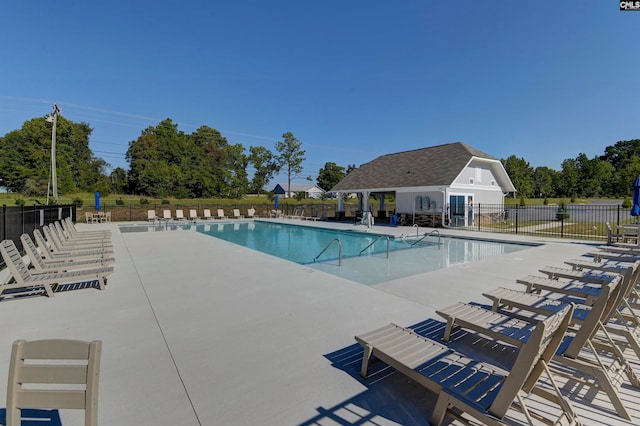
[46,103,61,203]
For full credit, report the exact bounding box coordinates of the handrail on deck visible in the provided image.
[314,238,343,266]
[359,235,390,258]
[411,229,442,247]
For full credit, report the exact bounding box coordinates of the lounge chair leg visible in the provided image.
[443,317,455,342]
[430,392,450,425]
[360,344,373,378]
[44,284,55,298]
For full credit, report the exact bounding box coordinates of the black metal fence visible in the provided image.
[0,204,76,268]
[463,203,633,241]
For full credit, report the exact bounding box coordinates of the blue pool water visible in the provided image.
[191,221,533,285]
[120,221,534,285]
[197,221,414,263]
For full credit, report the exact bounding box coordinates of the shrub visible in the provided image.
[72,197,83,207]
[115,198,125,205]
[161,199,170,204]
[139,198,150,205]
[543,197,548,205]
[14,198,26,206]
[519,197,526,207]
[623,197,632,208]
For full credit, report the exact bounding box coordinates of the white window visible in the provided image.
[475,167,482,183]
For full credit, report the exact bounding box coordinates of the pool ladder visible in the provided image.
[359,235,390,258]
[314,238,342,266]
[411,230,442,247]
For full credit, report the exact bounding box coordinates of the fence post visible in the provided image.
[129,204,132,221]
[515,205,519,234]
[21,205,25,235]
[477,203,481,231]
[617,204,620,226]
[1,205,6,241]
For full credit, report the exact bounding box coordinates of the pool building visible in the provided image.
[330,141,516,228]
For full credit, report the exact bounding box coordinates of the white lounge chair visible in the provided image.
[0,240,113,298]
[34,229,111,262]
[54,222,109,244]
[51,223,112,249]
[6,339,102,426]
[217,209,227,220]
[162,210,172,221]
[247,208,256,218]
[233,209,243,219]
[175,209,186,221]
[147,210,158,221]
[189,209,199,221]
[63,218,111,238]
[203,209,213,220]
[21,234,114,274]
[439,279,633,420]
[356,302,579,425]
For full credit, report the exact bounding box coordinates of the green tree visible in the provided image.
[0,116,107,196]
[558,158,580,198]
[575,153,614,198]
[502,155,534,198]
[110,167,129,194]
[126,120,248,198]
[601,139,640,169]
[317,162,345,190]
[533,166,557,198]
[248,146,279,195]
[275,132,305,197]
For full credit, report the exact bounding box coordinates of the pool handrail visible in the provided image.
[411,230,442,247]
[359,235,390,258]
[314,238,342,266]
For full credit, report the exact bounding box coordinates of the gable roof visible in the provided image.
[331,142,503,192]
[272,183,324,193]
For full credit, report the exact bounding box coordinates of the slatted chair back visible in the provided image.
[0,240,33,284]
[6,339,102,426]
[19,234,49,272]
[489,303,574,417]
[564,279,618,358]
[33,229,55,260]
[54,221,70,241]
[43,225,70,253]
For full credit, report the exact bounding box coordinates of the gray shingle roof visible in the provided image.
[331,142,496,191]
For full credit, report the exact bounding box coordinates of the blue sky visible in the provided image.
[1,1,639,185]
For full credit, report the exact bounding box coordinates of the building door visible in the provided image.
[449,195,465,227]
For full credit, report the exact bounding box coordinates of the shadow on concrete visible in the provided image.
[0,408,62,426]
[300,318,515,425]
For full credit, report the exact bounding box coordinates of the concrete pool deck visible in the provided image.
[1,219,639,425]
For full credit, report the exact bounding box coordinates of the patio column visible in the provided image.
[362,191,370,212]
[379,194,385,211]
[337,192,344,217]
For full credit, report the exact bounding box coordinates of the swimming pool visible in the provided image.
[186,221,534,285]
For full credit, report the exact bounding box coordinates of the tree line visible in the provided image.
[502,139,640,199]
[1,115,639,200]
[0,116,347,199]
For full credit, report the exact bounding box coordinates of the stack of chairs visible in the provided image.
[0,218,114,299]
[355,238,640,424]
